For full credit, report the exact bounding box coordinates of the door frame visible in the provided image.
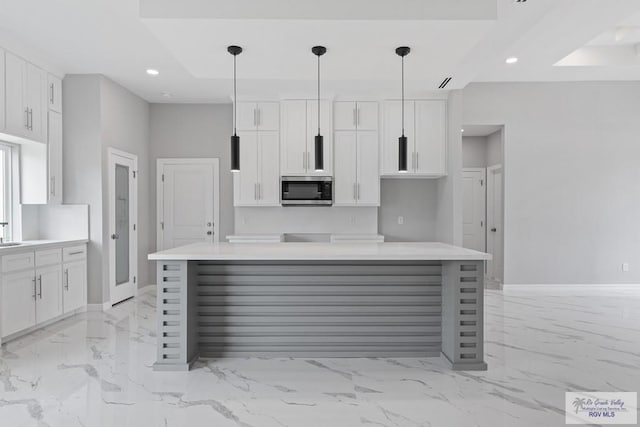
[107,148,138,305]
[156,158,220,251]
[486,164,503,283]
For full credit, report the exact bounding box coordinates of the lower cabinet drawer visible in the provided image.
[2,252,35,273]
[62,245,87,262]
[35,249,62,267]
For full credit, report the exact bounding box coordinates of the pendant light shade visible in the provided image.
[396,46,410,173]
[228,45,243,171]
[312,45,327,172]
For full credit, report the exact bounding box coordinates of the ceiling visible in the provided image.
[1,0,640,103]
[461,125,503,137]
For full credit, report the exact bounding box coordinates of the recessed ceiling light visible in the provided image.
[505,57,519,64]
[161,92,171,98]
[146,69,159,76]
[461,128,465,133]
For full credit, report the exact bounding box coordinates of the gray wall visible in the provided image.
[486,130,502,167]
[63,75,104,304]
[463,82,640,285]
[462,136,488,168]
[63,74,150,304]
[148,104,233,283]
[379,180,438,241]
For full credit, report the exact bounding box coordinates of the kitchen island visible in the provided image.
[148,242,490,372]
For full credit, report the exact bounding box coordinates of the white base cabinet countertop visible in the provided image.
[0,240,87,344]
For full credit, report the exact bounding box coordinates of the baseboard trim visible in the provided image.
[502,284,640,292]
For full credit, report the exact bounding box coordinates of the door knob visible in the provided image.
[207,231,212,236]
[111,234,119,240]
[207,222,212,227]
[490,228,497,232]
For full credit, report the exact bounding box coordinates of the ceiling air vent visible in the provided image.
[438,77,452,89]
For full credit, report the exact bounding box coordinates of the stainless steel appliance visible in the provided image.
[281,176,333,206]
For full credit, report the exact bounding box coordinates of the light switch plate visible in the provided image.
[622,263,630,272]
[398,216,404,225]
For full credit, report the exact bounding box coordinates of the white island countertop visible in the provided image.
[148,242,491,261]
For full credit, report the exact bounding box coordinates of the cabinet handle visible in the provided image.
[32,277,37,300]
[68,251,83,256]
[25,108,29,129]
[416,152,419,170]
[353,109,357,127]
[29,108,33,131]
[302,152,306,170]
[256,108,260,127]
[38,275,42,299]
[50,177,55,196]
[51,83,54,105]
[307,152,311,171]
[64,269,69,290]
[357,108,360,127]
[357,183,360,200]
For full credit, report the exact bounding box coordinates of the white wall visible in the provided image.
[379,180,439,241]
[463,82,640,285]
[486,130,502,167]
[64,74,150,304]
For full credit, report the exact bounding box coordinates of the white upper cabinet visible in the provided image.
[334,130,380,206]
[0,49,5,131]
[280,100,307,175]
[334,101,378,131]
[5,52,46,143]
[47,74,62,113]
[414,100,447,176]
[280,99,332,176]
[233,131,280,207]
[381,99,447,177]
[48,111,63,204]
[236,102,279,131]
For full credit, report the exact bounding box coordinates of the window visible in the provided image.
[0,142,15,241]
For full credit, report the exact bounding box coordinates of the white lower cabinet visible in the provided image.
[0,243,87,340]
[35,264,62,324]
[63,260,86,313]
[1,270,37,337]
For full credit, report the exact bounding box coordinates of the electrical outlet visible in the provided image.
[398,216,404,225]
[622,263,630,272]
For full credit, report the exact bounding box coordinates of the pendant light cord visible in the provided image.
[401,54,405,136]
[317,53,321,135]
[233,53,237,135]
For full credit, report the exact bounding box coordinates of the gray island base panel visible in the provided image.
[150,242,489,372]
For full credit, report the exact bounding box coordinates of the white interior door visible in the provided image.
[158,159,219,250]
[108,149,137,305]
[462,168,486,252]
[487,165,503,283]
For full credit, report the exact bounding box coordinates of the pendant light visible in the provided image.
[396,46,410,173]
[228,45,243,171]
[312,46,327,172]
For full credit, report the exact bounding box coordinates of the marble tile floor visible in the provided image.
[1,287,639,427]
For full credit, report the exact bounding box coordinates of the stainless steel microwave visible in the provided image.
[281,176,333,206]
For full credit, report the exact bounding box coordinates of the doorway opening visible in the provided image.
[461,125,504,288]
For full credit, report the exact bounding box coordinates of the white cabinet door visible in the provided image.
[356,102,378,131]
[1,270,36,337]
[333,131,357,205]
[256,102,279,131]
[5,52,28,138]
[63,261,86,313]
[257,131,280,205]
[47,74,62,113]
[334,102,357,131]
[236,102,258,131]
[356,131,380,206]
[280,100,307,175]
[25,63,47,143]
[48,111,63,204]
[0,49,5,131]
[35,264,62,324]
[415,100,447,176]
[233,132,259,206]
[382,100,415,175]
[306,100,333,175]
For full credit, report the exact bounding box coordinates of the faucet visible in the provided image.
[0,222,8,244]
